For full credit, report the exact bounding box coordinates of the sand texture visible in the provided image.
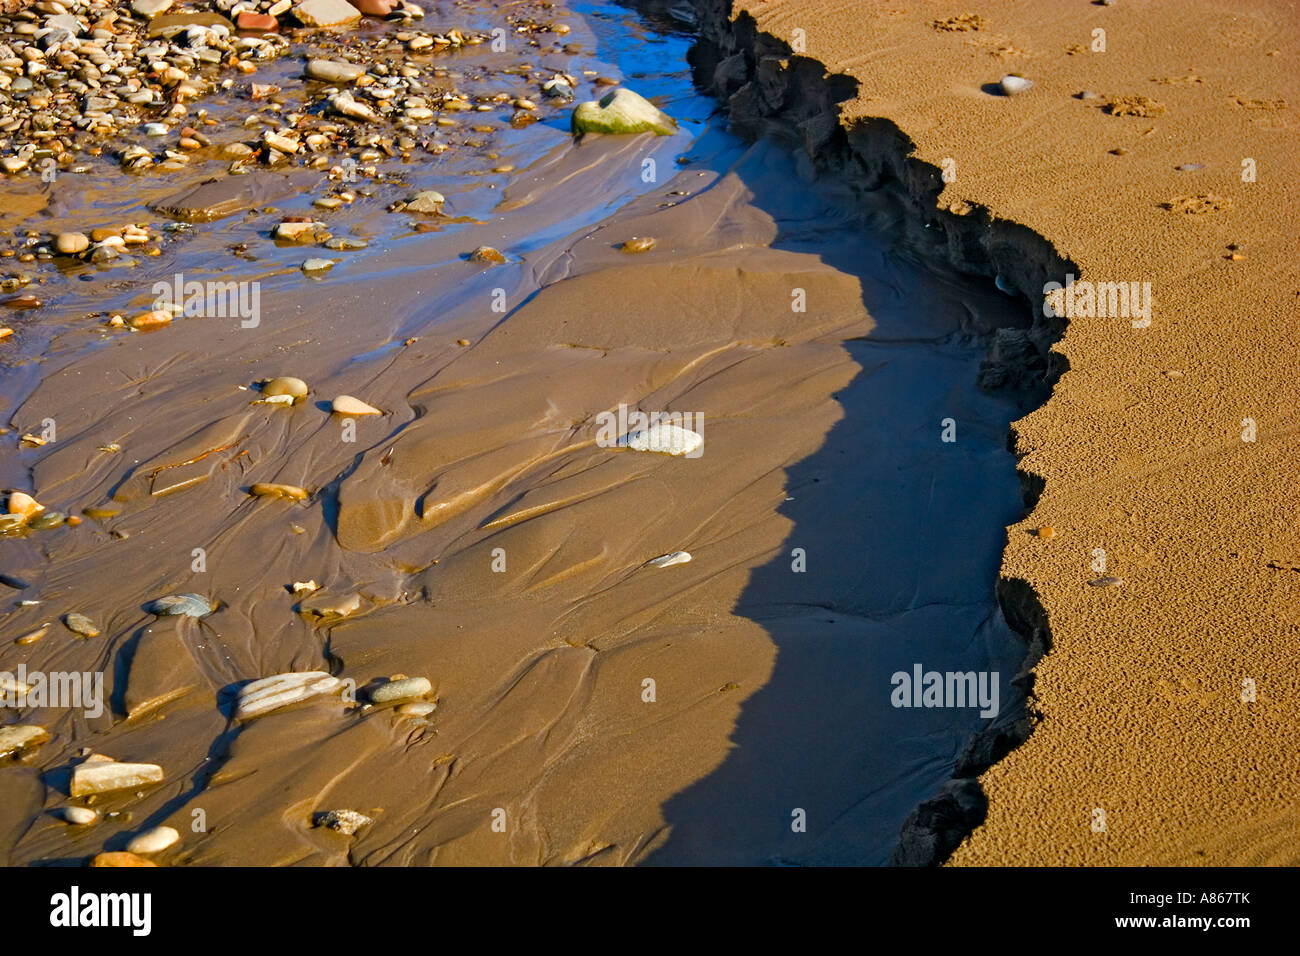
[700,0,1300,863]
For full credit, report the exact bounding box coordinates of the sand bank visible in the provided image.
[693,0,1300,863]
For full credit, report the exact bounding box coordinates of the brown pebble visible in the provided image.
[1037,526,1056,540]
[621,237,655,254]
[91,852,157,868]
[456,338,470,347]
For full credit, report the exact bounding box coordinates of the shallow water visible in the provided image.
[0,0,1029,865]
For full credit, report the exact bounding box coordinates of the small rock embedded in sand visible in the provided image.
[16,624,50,646]
[0,725,49,758]
[468,246,506,264]
[235,671,345,720]
[1037,526,1056,540]
[306,59,364,83]
[6,491,43,520]
[315,808,373,835]
[91,852,157,867]
[71,761,164,797]
[302,258,336,274]
[293,0,361,27]
[370,676,432,704]
[647,550,692,568]
[619,422,703,457]
[621,237,655,253]
[127,826,179,855]
[1088,576,1124,588]
[63,613,101,638]
[571,88,677,136]
[998,75,1033,96]
[56,233,89,255]
[397,701,437,717]
[250,482,310,500]
[331,395,381,416]
[299,591,363,621]
[130,310,172,330]
[405,190,446,213]
[263,376,309,403]
[273,220,330,244]
[57,806,98,826]
[146,593,213,618]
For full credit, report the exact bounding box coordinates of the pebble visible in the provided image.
[405,190,445,213]
[324,237,368,250]
[146,593,212,618]
[91,852,158,868]
[1037,526,1056,540]
[71,760,164,797]
[468,246,506,264]
[263,376,309,403]
[571,88,677,136]
[132,0,175,19]
[0,725,49,758]
[130,309,172,330]
[330,395,381,416]
[249,482,310,500]
[126,825,180,855]
[57,806,98,826]
[647,550,692,568]
[235,671,345,720]
[6,491,44,519]
[370,676,432,704]
[1088,576,1124,588]
[274,220,329,243]
[619,422,704,457]
[315,808,373,835]
[397,701,436,717]
[302,257,335,273]
[999,75,1034,96]
[306,59,364,84]
[3,294,42,310]
[235,11,278,31]
[299,590,362,620]
[293,0,361,27]
[56,232,89,255]
[621,236,655,253]
[63,612,101,638]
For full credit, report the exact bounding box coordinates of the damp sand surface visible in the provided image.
[1,1,1034,865]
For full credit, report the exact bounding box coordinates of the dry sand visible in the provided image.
[697,0,1300,863]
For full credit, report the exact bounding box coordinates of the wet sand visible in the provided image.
[1,0,1043,865]
[696,0,1300,864]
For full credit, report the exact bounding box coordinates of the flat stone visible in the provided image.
[235,11,278,30]
[370,676,432,704]
[647,550,691,568]
[302,257,335,273]
[234,671,344,720]
[145,593,212,618]
[249,482,309,500]
[132,0,174,19]
[619,422,703,457]
[306,58,363,83]
[293,0,361,28]
[126,825,179,854]
[70,761,164,797]
[0,725,49,758]
[63,612,100,638]
[405,190,445,213]
[57,806,98,825]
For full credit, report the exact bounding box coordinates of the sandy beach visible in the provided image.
[0,0,1295,871]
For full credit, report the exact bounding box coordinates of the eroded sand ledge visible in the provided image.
[690,0,1300,864]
